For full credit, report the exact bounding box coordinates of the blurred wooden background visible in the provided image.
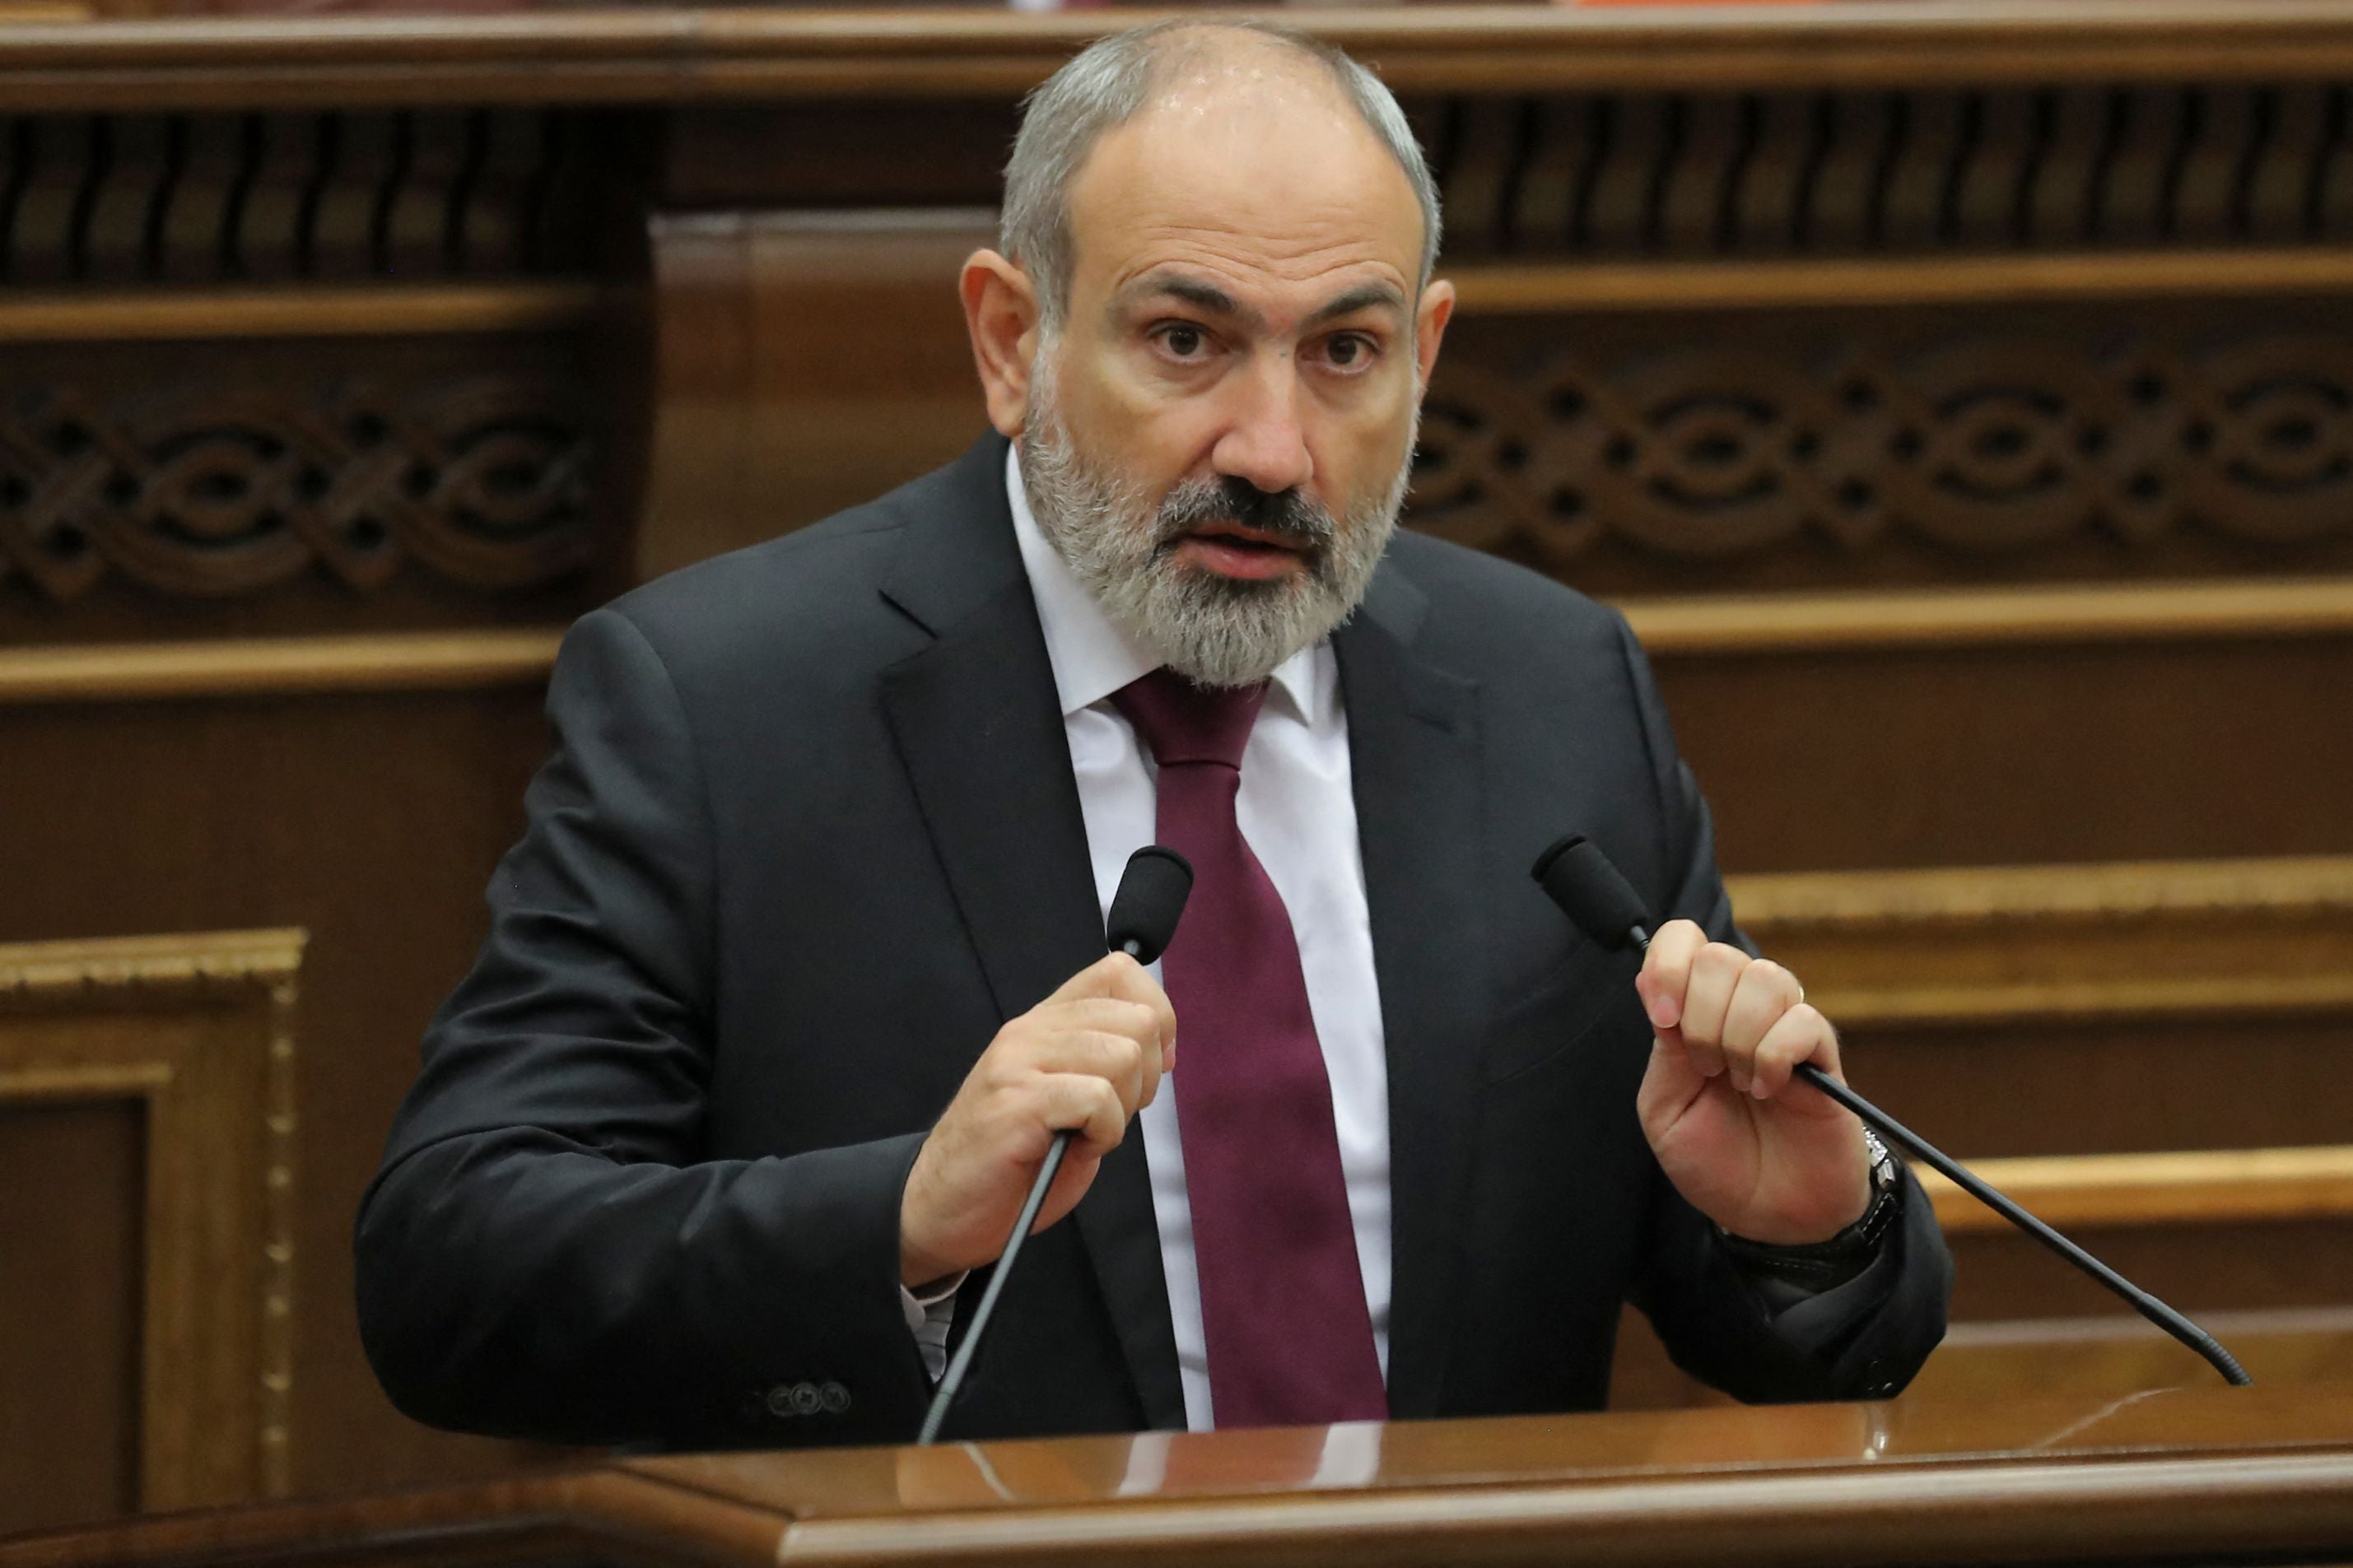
[2,0,2351,1533]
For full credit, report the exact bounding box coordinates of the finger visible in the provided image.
[1721,958,1803,1093]
[1098,952,1180,1070]
[1044,997,1165,1108]
[1045,950,1141,1006]
[1049,953,1179,1068]
[1635,919,1708,1035]
[1029,1028,1149,1119]
[1749,1003,1842,1102]
[1677,942,1744,1081]
[1037,1072,1129,1156]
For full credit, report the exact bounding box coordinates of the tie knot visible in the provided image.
[1113,668,1269,770]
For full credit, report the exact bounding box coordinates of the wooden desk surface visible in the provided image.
[9,1384,2353,1567]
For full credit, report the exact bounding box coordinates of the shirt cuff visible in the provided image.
[901,1273,965,1384]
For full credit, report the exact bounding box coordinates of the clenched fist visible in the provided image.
[898,952,1177,1287]
[1634,920,1871,1246]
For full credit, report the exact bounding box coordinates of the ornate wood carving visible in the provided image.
[0,929,303,1512]
[1425,84,2353,263]
[0,109,609,286]
[1415,328,2353,575]
[0,375,598,600]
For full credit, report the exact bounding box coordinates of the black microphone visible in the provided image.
[1530,832,2252,1389]
[918,845,1195,1445]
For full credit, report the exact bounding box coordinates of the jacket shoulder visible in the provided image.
[1382,528,1629,658]
[582,450,996,685]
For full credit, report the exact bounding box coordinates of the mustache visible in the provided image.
[1151,476,1337,553]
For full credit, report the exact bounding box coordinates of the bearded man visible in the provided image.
[357,20,1950,1450]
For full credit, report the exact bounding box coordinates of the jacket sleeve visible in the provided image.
[354,607,931,1448]
[1610,614,1955,1403]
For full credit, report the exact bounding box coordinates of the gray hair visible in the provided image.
[1001,20,1442,330]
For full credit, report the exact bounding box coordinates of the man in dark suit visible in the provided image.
[357,19,1949,1451]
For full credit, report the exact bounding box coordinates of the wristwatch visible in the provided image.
[1718,1128,1903,1287]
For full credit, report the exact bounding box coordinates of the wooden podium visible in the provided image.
[8,1385,2351,1568]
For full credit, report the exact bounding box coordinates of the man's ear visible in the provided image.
[962,249,1041,438]
[1412,277,1456,393]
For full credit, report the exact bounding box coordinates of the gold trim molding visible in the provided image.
[1922,1145,2353,1235]
[0,283,605,345]
[0,630,567,706]
[1452,251,2353,316]
[1624,579,2353,658]
[1730,855,2353,1028]
[8,579,2353,709]
[0,928,304,1510]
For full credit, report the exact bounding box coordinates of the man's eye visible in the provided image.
[1325,333,1378,370]
[1158,324,1209,358]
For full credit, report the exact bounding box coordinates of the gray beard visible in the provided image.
[1018,356,1414,690]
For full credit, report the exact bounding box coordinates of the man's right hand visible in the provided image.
[898,952,1177,1287]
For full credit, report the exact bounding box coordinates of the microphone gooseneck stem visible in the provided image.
[917,927,1173,1444]
[1625,927,2251,1389]
[917,1131,1069,1445]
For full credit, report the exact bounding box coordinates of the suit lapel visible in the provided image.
[1333,570,1487,1421]
[876,437,1186,1431]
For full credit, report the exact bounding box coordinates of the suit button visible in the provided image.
[766,1384,800,1418]
[790,1381,824,1416]
[820,1380,851,1414]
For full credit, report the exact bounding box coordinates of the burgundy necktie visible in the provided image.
[1113,668,1387,1429]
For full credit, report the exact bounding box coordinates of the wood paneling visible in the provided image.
[0,692,589,1508]
[642,209,992,583]
[0,929,301,1527]
[8,0,2353,1515]
[0,1100,143,1533]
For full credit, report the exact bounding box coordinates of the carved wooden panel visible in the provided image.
[0,109,617,286]
[1425,307,2353,596]
[1419,84,2353,263]
[0,372,599,601]
[0,929,302,1526]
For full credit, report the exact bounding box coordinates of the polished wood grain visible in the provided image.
[1624,579,2353,655]
[1451,249,2353,314]
[0,630,566,705]
[1913,1305,2353,1401]
[0,285,604,344]
[12,1385,2353,1568]
[1922,1145,2353,1235]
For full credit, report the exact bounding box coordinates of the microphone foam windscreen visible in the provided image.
[1106,845,1194,964]
[1530,834,1652,950]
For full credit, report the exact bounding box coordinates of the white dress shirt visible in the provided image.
[906,449,1395,1433]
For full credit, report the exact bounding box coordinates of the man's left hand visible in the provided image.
[1634,920,1871,1246]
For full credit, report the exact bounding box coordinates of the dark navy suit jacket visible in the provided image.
[356,434,1950,1449]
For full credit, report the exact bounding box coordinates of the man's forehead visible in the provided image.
[1065,78,1425,303]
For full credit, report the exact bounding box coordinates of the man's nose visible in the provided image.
[1210,358,1315,497]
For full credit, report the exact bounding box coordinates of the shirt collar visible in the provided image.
[1006,444,1321,723]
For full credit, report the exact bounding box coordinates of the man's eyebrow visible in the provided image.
[1125,272,1261,330]
[1304,283,1409,328]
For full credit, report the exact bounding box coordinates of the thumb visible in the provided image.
[1045,950,1139,1004]
[1634,1034,1709,1144]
